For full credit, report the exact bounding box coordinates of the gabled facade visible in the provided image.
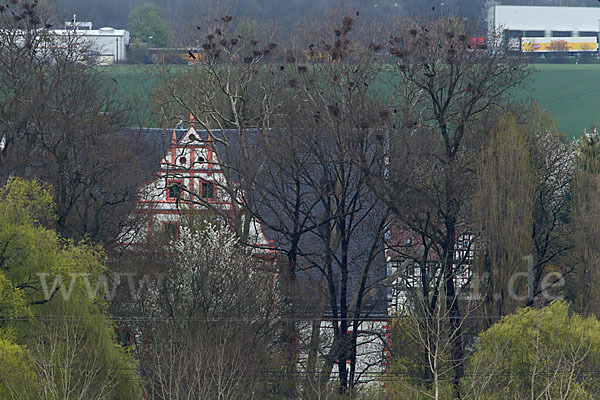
[123,124,271,248]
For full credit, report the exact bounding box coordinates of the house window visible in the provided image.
[162,221,179,241]
[201,181,215,199]
[167,180,184,200]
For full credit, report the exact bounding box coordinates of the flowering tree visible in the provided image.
[136,223,285,399]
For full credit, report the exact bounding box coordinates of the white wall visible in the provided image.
[51,28,130,63]
[492,6,600,34]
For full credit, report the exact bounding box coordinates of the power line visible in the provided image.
[26,364,600,380]
[0,313,581,322]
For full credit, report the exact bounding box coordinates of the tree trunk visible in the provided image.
[444,218,463,399]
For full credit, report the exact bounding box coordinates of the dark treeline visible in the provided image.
[54,0,600,41]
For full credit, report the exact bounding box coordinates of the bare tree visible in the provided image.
[149,16,298,388]
[379,17,531,398]
[151,11,396,395]
[0,1,148,245]
[390,288,474,400]
[141,321,275,400]
[27,315,120,400]
[150,13,289,244]
[268,16,393,394]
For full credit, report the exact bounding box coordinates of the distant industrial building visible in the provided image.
[487,5,600,53]
[52,19,130,64]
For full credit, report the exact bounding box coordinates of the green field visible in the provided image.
[517,64,600,138]
[103,64,600,138]
[100,66,160,126]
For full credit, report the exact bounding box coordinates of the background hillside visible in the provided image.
[54,0,600,40]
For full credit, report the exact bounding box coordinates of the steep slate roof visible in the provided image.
[119,127,187,172]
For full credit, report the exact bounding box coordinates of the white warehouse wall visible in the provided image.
[52,27,130,63]
[491,5,600,34]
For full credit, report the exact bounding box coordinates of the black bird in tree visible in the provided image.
[188,50,196,59]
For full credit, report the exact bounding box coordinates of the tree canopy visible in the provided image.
[0,178,141,399]
[466,301,600,399]
[128,3,171,47]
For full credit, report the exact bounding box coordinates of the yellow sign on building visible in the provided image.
[521,37,598,52]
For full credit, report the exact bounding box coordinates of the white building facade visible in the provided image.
[487,5,600,52]
[53,21,130,63]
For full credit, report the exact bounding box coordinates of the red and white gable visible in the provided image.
[124,124,271,250]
